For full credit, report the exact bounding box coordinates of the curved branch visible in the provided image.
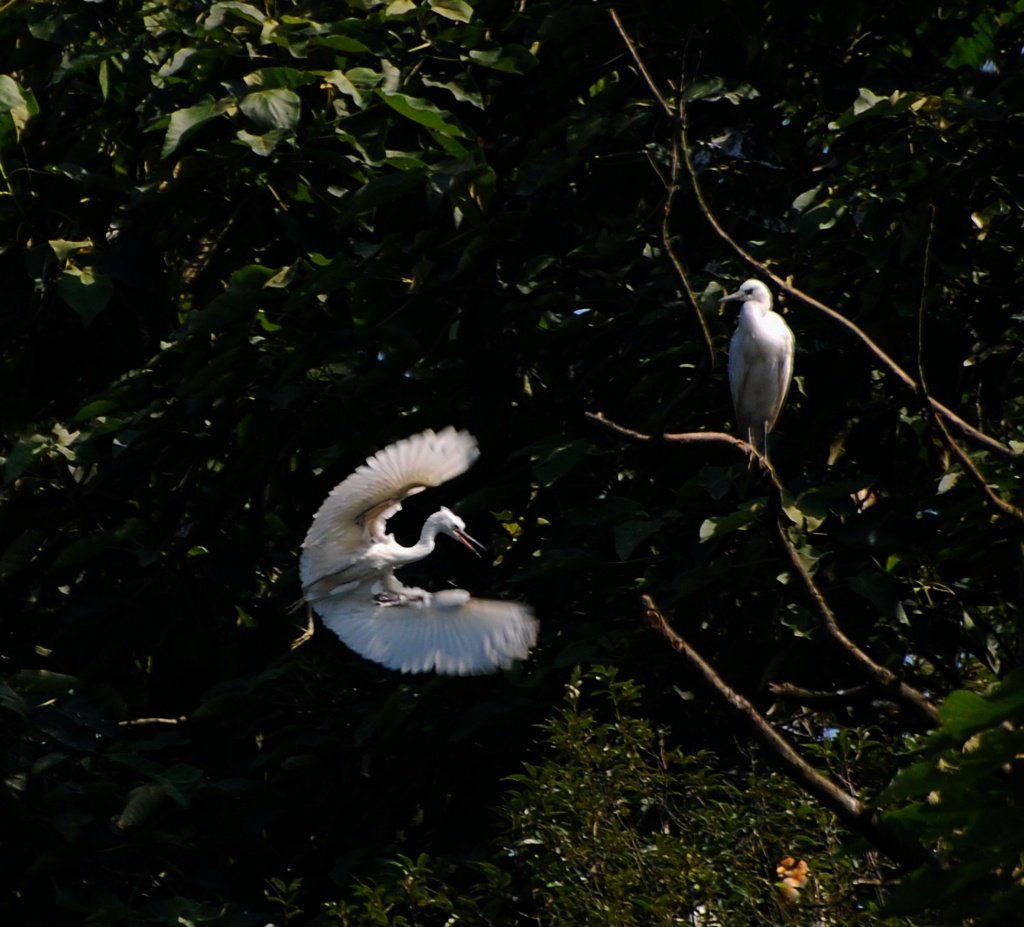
[661,149,716,371]
[643,595,933,869]
[768,681,874,706]
[675,114,1016,461]
[586,410,751,455]
[773,519,940,729]
[929,410,1024,523]
[608,8,673,118]
[588,412,939,728]
[914,213,1023,525]
[609,8,715,371]
[607,10,1016,462]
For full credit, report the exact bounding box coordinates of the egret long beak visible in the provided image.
[453,527,486,558]
[720,289,744,303]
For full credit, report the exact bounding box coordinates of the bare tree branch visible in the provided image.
[643,595,934,869]
[608,9,674,118]
[772,519,940,728]
[768,681,874,705]
[607,9,1018,463]
[913,210,1023,525]
[929,409,1024,523]
[588,412,940,728]
[610,8,715,374]
[675,112,1016,461]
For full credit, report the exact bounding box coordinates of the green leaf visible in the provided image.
[614,519,662,560]
[791,184,822,213]
[57,266,114,326]
[696,467,731,501]
[698,506,758,542]
[531,439,589,487]
[429,0,473,22]
[421,75,484,109]
[3,440,40,483]
[377,91,466,137]
[781,488,828,531]
[204,1,266,30]
[71,399,120,422]
[236,127,289,156]
[339,171,426,216]
[847,571,908,624]
[48,239,94,261]
[322,67,382,109]
[0,74,40,144]
[243,67,311,91]
[852,87,886,115]
[467,46,539,74]
[240,88,301,131]
[932,670,1024,744]
[161,98,231,158]
[682,76,760,104]
[945,12,998,70]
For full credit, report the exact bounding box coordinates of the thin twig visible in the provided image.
[930,410,1024,523]
[610,9,715,372]
[643,595,933,868]
[915,207,935,401]
[608,9,673,118]
[768,681,874,705]
[587,409,755,453]
[663,110,715,370]
[118,717,184,726]
[913,212,1024,525]
[773,519,940,729]
[586,410,655,442]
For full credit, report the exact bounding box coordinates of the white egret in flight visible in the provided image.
[300,427,538,675]
[722,279,795,461]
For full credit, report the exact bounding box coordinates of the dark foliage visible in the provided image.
[2,1,1023,923]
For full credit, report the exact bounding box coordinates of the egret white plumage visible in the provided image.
[300,427,538,675]
[722,279,795,461]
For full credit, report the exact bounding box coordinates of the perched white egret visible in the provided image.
[300,427,538,675]
[722,279,795,461]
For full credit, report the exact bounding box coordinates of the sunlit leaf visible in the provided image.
[429,0,473,22]
[161,98,231,157]
[0,74,39,144]
[204,1,266,30]
[376,90,466,137]
[48,239,94,261]
[240,87,301,131]
[236,127,289,155]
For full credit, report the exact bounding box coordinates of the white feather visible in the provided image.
[723,279,795,459]
[316,587,538,675]
[300,428,537,675]
[300,427,479,591]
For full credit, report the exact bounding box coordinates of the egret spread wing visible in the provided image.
[314,586,538,675]
[300,427,479,589]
